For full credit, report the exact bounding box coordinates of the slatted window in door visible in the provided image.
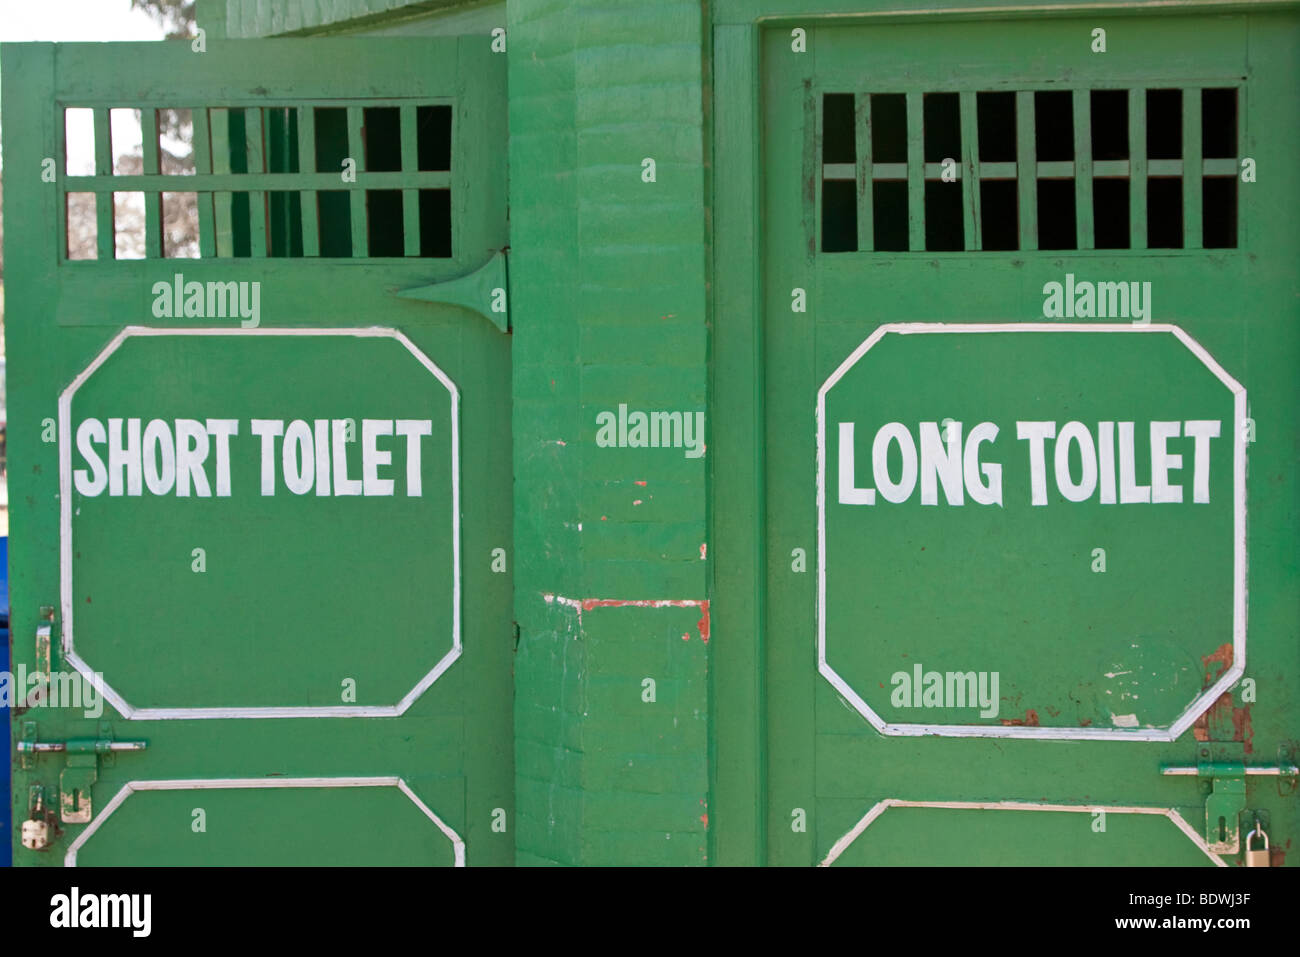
[818,84,1244,253]
[61,102,456,261]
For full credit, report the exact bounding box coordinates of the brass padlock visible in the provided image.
[20,818,50,851]
[1244,825,1270,867]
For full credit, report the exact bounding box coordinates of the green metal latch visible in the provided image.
[396,249,510,333]
[18,731,148,824]
[1161,756,1300,854]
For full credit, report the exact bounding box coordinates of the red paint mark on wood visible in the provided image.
[700,813,708,827]
[545,595,712,641]
[635,480,647,486]
[699,543,707,560]
[633,499,643,506]
[1234,704,1254,754]
[1202,643,1234,685]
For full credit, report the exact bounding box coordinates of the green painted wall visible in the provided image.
[508,0,712,866]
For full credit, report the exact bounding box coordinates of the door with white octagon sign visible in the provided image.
[742,11,1300,867]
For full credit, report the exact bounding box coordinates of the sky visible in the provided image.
[0,0,168,171]
[0,0,163,43]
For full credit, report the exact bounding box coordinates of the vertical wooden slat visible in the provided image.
[1235,83,1245,249]
[244,107,267,257]
[1183,88,1203,250]
[400,104,420,258]
[906,91,924,252]
[810,84,822,256]
[347,105,368,257]
[1072,89,1094,251]
[192,107,217,258]
[56,106,69,260]
[93,107,115,260]
[297,105,320,257]
[855,92,873,253]
[1015,91,1037,251]
[209,109,235,258]
[1129,88,1147,250]
[141,108,162,258]
[959,90,980,251]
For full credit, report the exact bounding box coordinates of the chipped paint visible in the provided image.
[1000,709,1040,727]
[1193,692,1254,753]
[699,543,707,560]
[1202,643,1234,684]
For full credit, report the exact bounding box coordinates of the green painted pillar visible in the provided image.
[509,0,712,865]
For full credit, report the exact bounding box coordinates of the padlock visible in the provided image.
[1244,825,1270,867]
[20,818,50,851]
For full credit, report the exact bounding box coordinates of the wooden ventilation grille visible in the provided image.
[61,103,453,261]
[819,87,1241,254]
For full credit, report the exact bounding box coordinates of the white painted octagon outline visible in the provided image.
[64,776,465,866]
[59,326,461,720]
[816,323,1247,741]
[819,800,1226,866]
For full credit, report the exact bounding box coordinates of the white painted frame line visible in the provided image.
[820,799,1226,867]
[815,323,1247,741]
[59,326,462,719]
[64,776,465,866]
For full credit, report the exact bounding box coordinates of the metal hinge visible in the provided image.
[395,249,510,333]
[23,607,57,709]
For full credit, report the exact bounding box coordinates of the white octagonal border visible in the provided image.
[815,322,1247,741]
[819,799,1226,867]
[64,776,465,866]
[58,326,461,720]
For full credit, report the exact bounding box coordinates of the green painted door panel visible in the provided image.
[734,10,1299,866]
[70,781,466,866]
[822,804,1219,866]
[3,37,512,865]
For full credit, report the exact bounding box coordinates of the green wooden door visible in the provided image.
[727,9,1298,866]
[3,37,512,865]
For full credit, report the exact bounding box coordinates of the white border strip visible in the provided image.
[64,776,465,866]
[58,326,462,719]
[819,799,1226,867]
[815,323,1247,741]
